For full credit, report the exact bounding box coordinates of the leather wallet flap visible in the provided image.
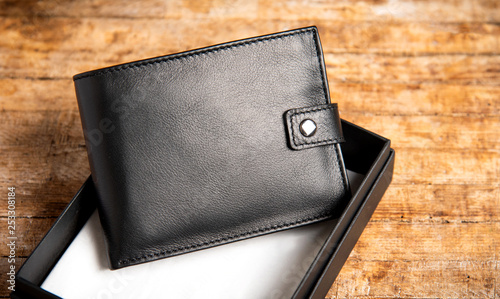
[285,103,344,150]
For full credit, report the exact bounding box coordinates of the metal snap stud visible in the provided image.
[299,119,317,137]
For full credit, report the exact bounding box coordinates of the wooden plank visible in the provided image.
[0,179,87,218]
[374,184,500,222]
[0,78,77,111]
[317,21,500,55]
[339,114,500,150]
[0,110,84,150]
[0,218,56,257]
[0,110,89,217]
[1,18,499,78]
[328,260,498,298]
[259,0,500,23]
[349,222,500,261]
[0,0,257,20]
[325,53,500,86]
[331,83,500,115]
[0,138,87,188]
[392,148,499,185]
[1,0,498,23]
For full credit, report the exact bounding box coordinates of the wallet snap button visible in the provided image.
[299,119,317,137]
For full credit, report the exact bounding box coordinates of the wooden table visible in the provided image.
[1,0,498,297]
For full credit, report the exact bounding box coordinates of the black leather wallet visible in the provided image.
[74,26,350,269]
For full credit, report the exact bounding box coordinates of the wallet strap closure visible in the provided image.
[285,103,344,150]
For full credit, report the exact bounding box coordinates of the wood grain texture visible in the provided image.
[0,0,498,298]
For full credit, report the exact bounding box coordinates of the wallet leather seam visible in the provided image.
[117,212,331,266]
[74,28,317,82]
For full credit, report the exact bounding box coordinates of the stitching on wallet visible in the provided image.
[117,212,331,266]
[289,105,340,147]
[74,28,316,81]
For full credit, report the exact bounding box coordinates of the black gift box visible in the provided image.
[13,120,394,299]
